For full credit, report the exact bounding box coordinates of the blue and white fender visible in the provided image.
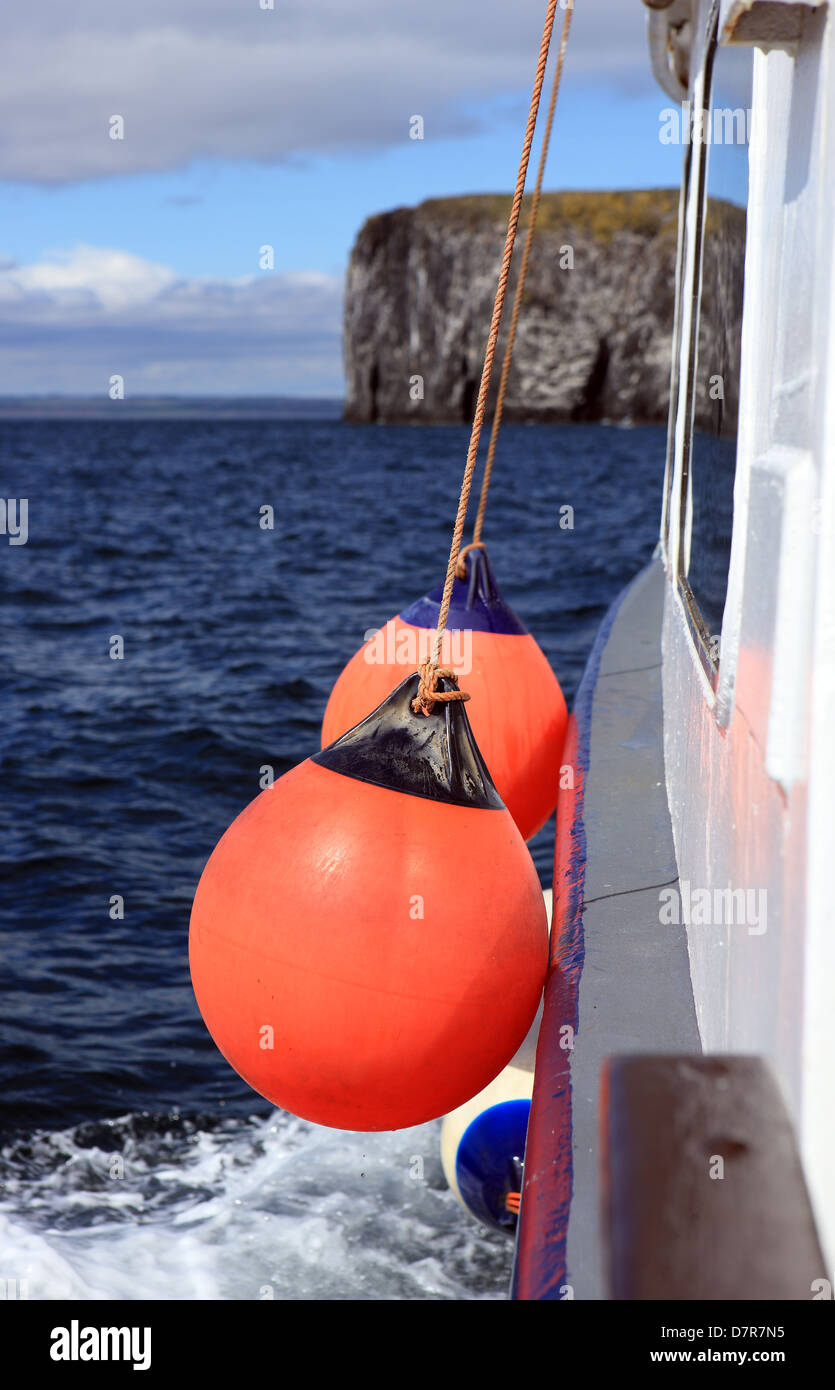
[440,890,551,1235]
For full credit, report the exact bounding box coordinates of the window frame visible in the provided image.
[665,0,750,701]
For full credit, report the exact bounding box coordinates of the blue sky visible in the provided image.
[0,1,690,396]
[2,92,685,282]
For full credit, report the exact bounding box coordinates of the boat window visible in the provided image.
[678,31,752,670]
[662,147,691,548]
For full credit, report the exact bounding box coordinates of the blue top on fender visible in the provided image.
[456,1098,531,1236]
[400,547,528,635]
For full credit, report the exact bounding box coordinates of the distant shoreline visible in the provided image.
[0,398,663,431]
[0,396,345,421]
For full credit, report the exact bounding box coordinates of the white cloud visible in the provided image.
[0,247,343,394]
[0,1,652,184]
[0,247,177,313]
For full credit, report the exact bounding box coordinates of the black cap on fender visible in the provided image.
[312,672,505,810]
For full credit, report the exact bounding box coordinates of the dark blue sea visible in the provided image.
[0,416,665,1299]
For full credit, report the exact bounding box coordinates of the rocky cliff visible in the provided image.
[343,189,745,429]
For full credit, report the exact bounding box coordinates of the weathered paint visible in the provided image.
[514,560,701,1300]
[602,1055,827,1299]
[660,0,835,1266]
[512,573,631,1301]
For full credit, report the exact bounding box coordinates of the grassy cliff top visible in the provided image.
[358,188,745,252]
[412,189,682,242]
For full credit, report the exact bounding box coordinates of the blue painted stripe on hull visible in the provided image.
[511,569,640,1301]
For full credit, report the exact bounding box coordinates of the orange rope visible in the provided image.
[469,1,574,557]
[454,540,486,581]
[411,663,471,717]
[413,0,561,717]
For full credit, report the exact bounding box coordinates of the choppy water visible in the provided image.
[0,417,665,1299]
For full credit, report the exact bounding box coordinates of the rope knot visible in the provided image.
[455,541,486,581]
[411,663,471,718]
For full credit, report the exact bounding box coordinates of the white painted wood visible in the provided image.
[660,0,835,1265]
[798,0,835,1280]
[714,45,794,726]
[720,0,827,48]
[763,447,816,786]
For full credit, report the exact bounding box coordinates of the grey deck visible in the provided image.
[565,557,700,1300]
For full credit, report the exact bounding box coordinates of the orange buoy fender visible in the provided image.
[190,672,548,1132]
[321,548,567,842]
